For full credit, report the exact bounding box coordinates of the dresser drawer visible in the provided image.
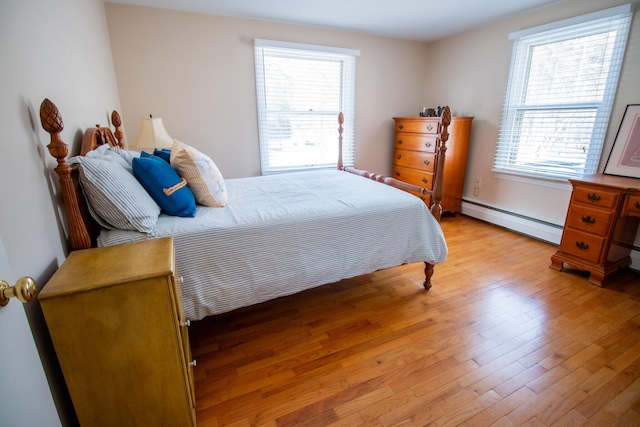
[572,186,619,209]
[395,119,441,134]
[560,228,606,264]
[624,194,640,217]
[392,165,434,189]
[565,204,612,236]
[394,134,437,153]
[394,149,435,172]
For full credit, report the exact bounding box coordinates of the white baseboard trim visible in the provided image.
[460,199,640,271]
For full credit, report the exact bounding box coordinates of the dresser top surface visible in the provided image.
[393,116,474,121]
[39,237,174,299]
[570,173,640,191]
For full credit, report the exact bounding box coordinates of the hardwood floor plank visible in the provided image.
[463,386,537,427]
[189,215,640,426]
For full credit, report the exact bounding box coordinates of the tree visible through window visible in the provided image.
[254,39,358,174]
[494,4,632,179]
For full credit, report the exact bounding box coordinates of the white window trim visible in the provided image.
[508,4,632,40]
[493,4,633,182]
[254,39,360,175]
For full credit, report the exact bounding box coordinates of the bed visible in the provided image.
[39,99,450,321]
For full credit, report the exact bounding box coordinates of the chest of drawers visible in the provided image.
[392,115,473,215]
[39,237,196,426]
[550,174,640,285]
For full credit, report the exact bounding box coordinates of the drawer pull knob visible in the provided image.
[190,359,197,367]
[576,241,590,250]
[422,178,428,184]
[424,160,430,166]
[395,172,400,177]
[587,193,601,202]
[399,124,404,130]
[427,125,433,131]
[636,201,640,209]
[181,320,191,327]
[425,142,432,148]
[397,140,403,145]
[581,216,596,224]
[397,154,402,159]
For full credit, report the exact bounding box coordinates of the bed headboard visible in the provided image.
[40,99,450,252]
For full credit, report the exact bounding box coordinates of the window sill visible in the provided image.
[491,169,573,190]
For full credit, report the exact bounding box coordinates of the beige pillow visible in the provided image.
[170,140,227,207]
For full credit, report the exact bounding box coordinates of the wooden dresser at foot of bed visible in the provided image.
[39,237,196,427]
[392,115,473,215]
[550,174,640,286]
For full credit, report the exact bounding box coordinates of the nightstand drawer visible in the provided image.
[394,134,437,153]
[572,187,618,209]
[395,119,441,134]
[565,204,612,236]
[392,166,434,189]
[560,228,606,264]
[394,149,436,172]
[624,194,640,217]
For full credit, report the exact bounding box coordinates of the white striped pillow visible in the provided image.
[73,156,160,233]
[170,140,227,207]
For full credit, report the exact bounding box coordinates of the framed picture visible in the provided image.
[604,104,640,178]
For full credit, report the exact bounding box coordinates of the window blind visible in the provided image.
[254,39,359,174]
[494,4,632,180]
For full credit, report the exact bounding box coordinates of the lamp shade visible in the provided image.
[130,116,174,150]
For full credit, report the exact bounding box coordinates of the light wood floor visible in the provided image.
[190,215,640,426]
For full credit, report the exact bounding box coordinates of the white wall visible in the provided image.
[105,3,429,179]
[423,0,640,260]
[0,0,121,423]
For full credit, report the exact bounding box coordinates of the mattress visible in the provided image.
[98,169,448,320]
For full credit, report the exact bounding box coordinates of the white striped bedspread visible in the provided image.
[98,169,448,320]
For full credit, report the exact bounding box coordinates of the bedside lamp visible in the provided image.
[130,115,174,151]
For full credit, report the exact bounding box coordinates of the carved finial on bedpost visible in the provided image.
[39,98,92,251]
[40,98,66,162]
[429,105,451,222]
[337,112,344,170]
[111,110,125,148]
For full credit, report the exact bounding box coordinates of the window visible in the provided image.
[494,4,632,180]
[254,39,359,174]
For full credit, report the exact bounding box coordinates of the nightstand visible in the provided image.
[550,174,640,285]
[39,237,195,426]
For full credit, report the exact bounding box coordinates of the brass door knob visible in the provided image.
[0,277,36,306]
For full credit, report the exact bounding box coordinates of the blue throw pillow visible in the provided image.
[153,148,171,163]
[132,155,196,217]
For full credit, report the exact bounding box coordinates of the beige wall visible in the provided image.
[106,0,640,259]
[105,3,428,178]
[1,0,638,420]
[425,0,640,233]
[106,2,640,248]
[0,0,121,423]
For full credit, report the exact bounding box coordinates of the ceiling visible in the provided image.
[105,0,569,42]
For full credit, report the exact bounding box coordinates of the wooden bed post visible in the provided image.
[111,110,124,147]
[40,99,93,251]
[428,106,451,222]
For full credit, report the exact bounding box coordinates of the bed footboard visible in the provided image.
[338,107,451,290]
[338,107,451,223]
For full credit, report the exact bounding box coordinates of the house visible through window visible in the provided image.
[494,4,632,180]
[254,39,359,174]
